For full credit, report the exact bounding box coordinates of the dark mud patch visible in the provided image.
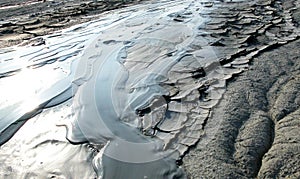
[0,0,146,48]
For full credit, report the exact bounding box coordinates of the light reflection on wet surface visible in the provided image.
[0,0,299,178]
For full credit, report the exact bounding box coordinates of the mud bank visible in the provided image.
[183,38,300,179]
[183,0,300,177]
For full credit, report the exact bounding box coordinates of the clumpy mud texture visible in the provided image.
[183,20,300,179]
[180,0,300,178]
[181,0,300,178]
[182,0,300,178]
[0,0,145,48]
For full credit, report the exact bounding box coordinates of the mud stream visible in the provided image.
[0,0,299,178]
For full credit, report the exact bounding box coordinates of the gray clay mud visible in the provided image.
[0,0,299,178]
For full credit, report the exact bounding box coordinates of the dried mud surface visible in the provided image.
[0,0,145,48]
[183,38,300,179]
[183,1,300,178]
[175,0,300,178]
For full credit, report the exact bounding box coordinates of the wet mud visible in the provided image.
[0,0,299,178]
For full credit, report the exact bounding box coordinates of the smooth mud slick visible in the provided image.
[0,0,299,178]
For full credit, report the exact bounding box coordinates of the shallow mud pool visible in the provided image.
[0,0,299,178]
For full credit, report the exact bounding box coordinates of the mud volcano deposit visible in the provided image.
[0,0,299,178]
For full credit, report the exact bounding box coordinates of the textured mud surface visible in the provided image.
[183,38,300,179]
[0,0,145,48]
[0,0,299,178]
[183,0,300,178]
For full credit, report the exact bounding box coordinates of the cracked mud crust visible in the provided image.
[183,35,300,179]
[183,1,300,178]
[181,0,300,178]
[0,0,146,48]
